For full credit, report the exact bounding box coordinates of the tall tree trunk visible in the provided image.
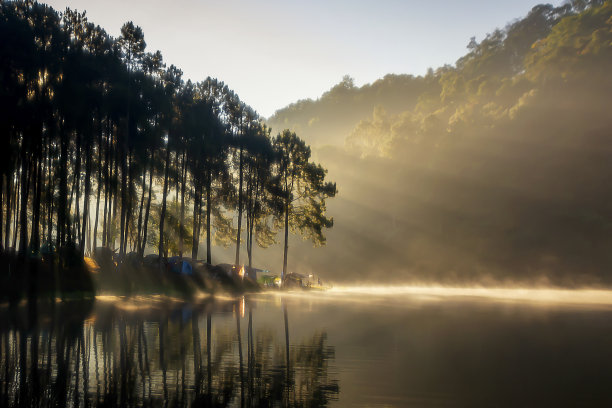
[30,149,43,252]
[71,135,82,245]
[109,151,119,249]
[0,174,3,250]
[0,174,3,251]
[108,195,114,249]
[46,145,53,246]
[245,179,252,269]
[87,211,92,254]
[179,151,186,257]
[40,147,46,248]
[101,182,108,248]
[122,152,132,255]
[93,125,104,252]
[248,211,255,270]
[5,172,12,249]
[122,65,131,258]
[159,144,171,259]
[119,147,127,257]
[234,146,244,265]
[282,196,289,279]
[205,172,212,264]
[18,149,30,255]
[110,192,117,250]
[80,136,92,256]
[102,126,111,247]
[140,153,154,257]
[12,175,20,250]
[136,161,146,256]
[191,182,201,260]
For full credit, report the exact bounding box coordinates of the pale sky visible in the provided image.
[43,0,563,117]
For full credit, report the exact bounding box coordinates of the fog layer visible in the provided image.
[266,1,612,286]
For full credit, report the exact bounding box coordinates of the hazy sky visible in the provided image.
[43,0,563,117]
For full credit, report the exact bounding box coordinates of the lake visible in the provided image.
[2,287,612,407]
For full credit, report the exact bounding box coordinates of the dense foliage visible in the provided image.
[0,1,335,274]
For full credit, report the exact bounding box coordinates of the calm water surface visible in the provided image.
[2,288,612,407]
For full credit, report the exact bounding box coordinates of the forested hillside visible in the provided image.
[0,1,335,280]
[269,0,612,285]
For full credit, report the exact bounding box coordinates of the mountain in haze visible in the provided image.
[265,0,612,286]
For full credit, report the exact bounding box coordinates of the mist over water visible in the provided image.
[326,285,612,306]
[3,291,612,407]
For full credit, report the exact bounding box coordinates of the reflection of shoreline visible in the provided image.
[0,296,339,407]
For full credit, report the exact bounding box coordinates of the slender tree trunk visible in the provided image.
[0,174,3,250]
[191,182,201,260]
[178,151,186,257]
[101,185,108,248]
[119,147,127,257]
[102,128,111,247]
[245,179,252,269]
[109,152,119,249]
[110,192,117,250]
[248,212,255,270]
[46,146,53,246]
[30,149,43,252]
[159,144,171,259]
[122,65,131,258]
[87,211,92,254]
[12,175,20,250]
[282,196,289,279]
[18,149,30,255]
[235,146,244,265]
[206,173,212,264]
[5,172,12,249]
[80,136,92,256]
[93,126,103,252]
[191,184,198,259]
[175,152,180,205]
[40,148,46,247]
[246,210,251,269]
[122,152,132,255]
[71,135,82,245]
[140,153,153,257]
[108,194,115,249]
[136,161,146,255]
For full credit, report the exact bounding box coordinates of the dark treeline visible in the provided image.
[0,1,336,278]
[268,0,612,285]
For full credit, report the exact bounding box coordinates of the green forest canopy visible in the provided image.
[267,0,612,285]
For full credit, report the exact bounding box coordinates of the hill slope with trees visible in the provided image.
[268,0,612,285]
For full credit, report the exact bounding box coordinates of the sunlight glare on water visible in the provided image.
[325,285,612,306]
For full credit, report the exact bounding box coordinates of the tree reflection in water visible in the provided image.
[0,297,339,407]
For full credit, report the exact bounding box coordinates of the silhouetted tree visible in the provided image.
[273,130,336,278]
